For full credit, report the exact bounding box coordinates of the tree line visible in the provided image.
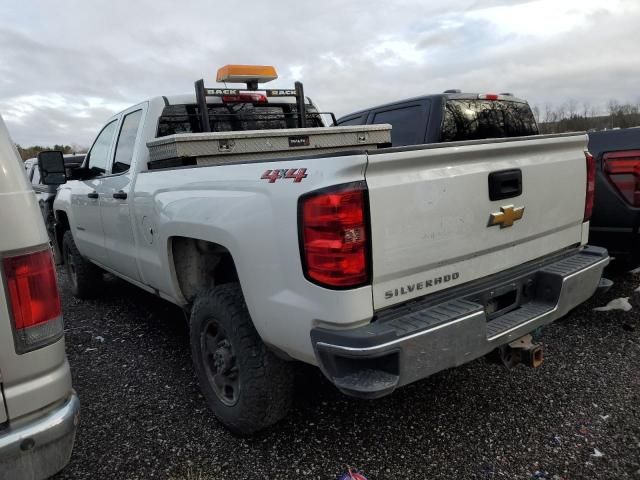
[533,100,640,134]
[15,144,87,161]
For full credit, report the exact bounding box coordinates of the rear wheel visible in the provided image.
[62,230,102,299]
[190,283,294,435]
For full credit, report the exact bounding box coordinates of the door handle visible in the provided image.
[87,191,98,199]
[112,191,128,200]
[488,169,522,201]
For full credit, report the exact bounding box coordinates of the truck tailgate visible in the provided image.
[366,134,588,310]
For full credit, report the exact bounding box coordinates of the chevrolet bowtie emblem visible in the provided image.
[489,205,525,228]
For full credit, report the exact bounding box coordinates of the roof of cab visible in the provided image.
[339,92,529,120]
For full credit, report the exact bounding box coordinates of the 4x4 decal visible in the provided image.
[261,168,308,183]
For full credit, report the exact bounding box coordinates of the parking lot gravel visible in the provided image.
[52,266,640,480]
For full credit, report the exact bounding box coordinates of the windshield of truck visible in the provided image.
[440,99,538,142]
[156,103,324,137]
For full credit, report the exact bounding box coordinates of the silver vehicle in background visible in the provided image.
[0,116,79,479]
[23,155,85,263]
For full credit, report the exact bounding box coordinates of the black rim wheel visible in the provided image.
[201,318,239,406]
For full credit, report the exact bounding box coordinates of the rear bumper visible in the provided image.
[311,246,609,398]
[0,392,79,480]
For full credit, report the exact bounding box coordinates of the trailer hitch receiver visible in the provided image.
[495,333,544,369]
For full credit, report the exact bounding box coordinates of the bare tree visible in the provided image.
[566,99,578,119]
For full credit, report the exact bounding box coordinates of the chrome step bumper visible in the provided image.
[311,246,609,398]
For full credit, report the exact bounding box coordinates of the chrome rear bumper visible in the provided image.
[311,246,609,398]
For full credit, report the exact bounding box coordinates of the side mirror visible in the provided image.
[37,150,67,185]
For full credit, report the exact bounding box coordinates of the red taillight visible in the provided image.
[299,183,370,288]
[2,248,63,353]
[479,94,499,100]
[222,93,267,103]
[603,150,640,207]
[584,151,596,221]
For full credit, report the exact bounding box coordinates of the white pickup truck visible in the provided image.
[45,66,608,434]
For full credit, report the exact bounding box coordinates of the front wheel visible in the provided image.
[190,283,294,435]
[62,230,102,299]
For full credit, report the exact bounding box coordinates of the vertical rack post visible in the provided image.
[295,81,307,128]
[195,79,211,133]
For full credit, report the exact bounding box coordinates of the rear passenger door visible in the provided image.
[367,100,431,147]
[98,106,145,282]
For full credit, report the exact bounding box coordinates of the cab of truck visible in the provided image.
[0,117,79,479]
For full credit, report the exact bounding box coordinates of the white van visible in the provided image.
[0,115,79,479]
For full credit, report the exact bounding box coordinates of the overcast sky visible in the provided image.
[2,0,639,146]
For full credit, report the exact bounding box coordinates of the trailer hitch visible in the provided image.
[491,333,544,369]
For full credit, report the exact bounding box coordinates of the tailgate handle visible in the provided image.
[488,169,522,201]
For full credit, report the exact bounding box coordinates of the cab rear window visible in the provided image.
[440,100,538,142]
[157,103,324,137]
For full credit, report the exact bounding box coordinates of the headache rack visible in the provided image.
[146,78,392,170]
[194,79,336,131]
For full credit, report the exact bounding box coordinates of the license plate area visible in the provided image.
[467,273,537,320]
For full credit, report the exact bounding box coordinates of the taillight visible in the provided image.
[603,149,640,207]
[299,182,370,289]
[478,94,499,100]
[584,151,596,221]
[2,248,63,353]
[222,93,267,103]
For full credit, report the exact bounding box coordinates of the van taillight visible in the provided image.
[584,151,596,221]
[603,150,640,207]
[299,182,370,288]
[3,248,63,353]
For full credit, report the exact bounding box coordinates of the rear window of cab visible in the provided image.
[157,103,324,137]
[440,99,539,142]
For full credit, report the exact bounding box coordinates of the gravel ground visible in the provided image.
[52,267,640,480]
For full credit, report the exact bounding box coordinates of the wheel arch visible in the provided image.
[169,236,240,305]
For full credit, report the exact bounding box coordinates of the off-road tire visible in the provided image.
[62,230,102,299]
[190,283,294,435]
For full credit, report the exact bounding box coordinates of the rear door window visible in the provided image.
[440,100,539,142]
[112,110,143,174]
[371,103,428,146]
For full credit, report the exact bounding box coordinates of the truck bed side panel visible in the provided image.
[132,155,372,364]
